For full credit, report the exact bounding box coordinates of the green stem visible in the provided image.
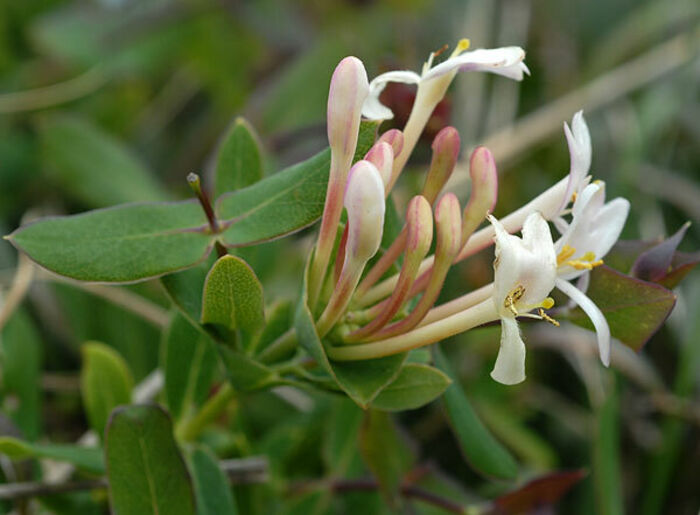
[176,383,236,442]
[258,328,298,364]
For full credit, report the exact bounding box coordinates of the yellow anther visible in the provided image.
[540,297,555,309]
[451,38,471,58]
[556,244,576,265]
[504,285,525,316]
[538,308,560,327]
[565,259,604,270]
[570,191,577,203]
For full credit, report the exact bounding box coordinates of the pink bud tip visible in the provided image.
[422,127,461,204]
[378,129,405,160]
[469,146,498,213]
[435,193,462,257]
[364,141,394,188]
[406,195,433,254]
[327,56,369,155]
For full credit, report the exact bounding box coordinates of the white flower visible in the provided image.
[553,181,630,366]
[489,212,557,385]
[557,110,592,216]
[362,40,528,121]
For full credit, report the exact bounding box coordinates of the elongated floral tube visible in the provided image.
[418,283,494,327]
[327,298,497,361]
[309,56,369,309]
[369,193,462,339]
[316,161,385,337]
[460,146,498,247]
[421,126,461,204]
[346,196,433,341]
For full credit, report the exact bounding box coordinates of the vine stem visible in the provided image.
[176,383,236,442]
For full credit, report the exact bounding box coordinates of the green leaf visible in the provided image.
[8,200,213,282]
[105,405,196,515]
[359,410,413,506]
[201,255,265,333]
[324,398,364,476]
[38,115,167,207]
[162,314,218,421]
[593,380,624,515]
[186,446,237,515]
[0,437,104,474]
[248,300,294,358]
[432,346,519,480]
[566,265,676,351]
[215,117,263,198]
[295,254,405,408]
[81,343,133,438]
[216,120,380,247]
[1,309,42,440]
[217,346,279,392]
[371,364,451,412]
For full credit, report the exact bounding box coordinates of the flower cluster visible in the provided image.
[308,41,629,385]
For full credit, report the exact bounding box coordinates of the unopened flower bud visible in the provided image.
[422,127,461,204]
[327,57,369,157]
[461,146,498,247]
[377,129,404,161]
[364,141,394,189]
[344,160,386,263]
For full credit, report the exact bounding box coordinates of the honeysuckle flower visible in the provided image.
[362,41,528,121]
[553,181,630,366]
[316,160,385,337]
[558,110,592,215]
[489,212,557,385]
[362,39,527,192]
[310,56,369,309]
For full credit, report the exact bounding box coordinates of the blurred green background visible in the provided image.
[0,0,698,513]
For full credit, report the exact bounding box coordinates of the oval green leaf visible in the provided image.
[371,363,451,412]
[105,405,196,515]
[186,446,238,515]
[432,346,519,480]
[201,255,264,333]
[81,342,134,438]
[8,200,213,282]
[162,314,218,421]
[215,117,263,198]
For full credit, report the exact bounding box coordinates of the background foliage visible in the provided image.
[0,0,698,513]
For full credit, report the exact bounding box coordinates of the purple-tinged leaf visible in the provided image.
[486,469,586,514]
[631,222,690,282]
[566,265,676,351]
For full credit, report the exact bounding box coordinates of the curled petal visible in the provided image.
[559,110,592,212]
[361,70,421,120]
[491,316,526,385]
[422,47,528,81]
[556,277,611,367]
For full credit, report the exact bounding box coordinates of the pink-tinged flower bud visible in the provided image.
[364,141,394,188]
[344,161,386,263]
[327,56,370,156]
[377,129,404,160]
[309,56,369,309]
[422,127,461,204]
[370,193,461,339]
[316,161,385,337]
[461,146,498,247]
[347,195,433,341]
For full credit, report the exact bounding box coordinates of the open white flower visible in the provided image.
[362,40,528,121]
[489,212,557,385]
[556,110,593,218]
[554,181,630,366]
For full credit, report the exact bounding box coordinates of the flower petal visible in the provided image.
[555,277,611,366]
[423,47,527,81]
[361,70,421,120]
[559,110,592,213]
[491,315,527,385]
